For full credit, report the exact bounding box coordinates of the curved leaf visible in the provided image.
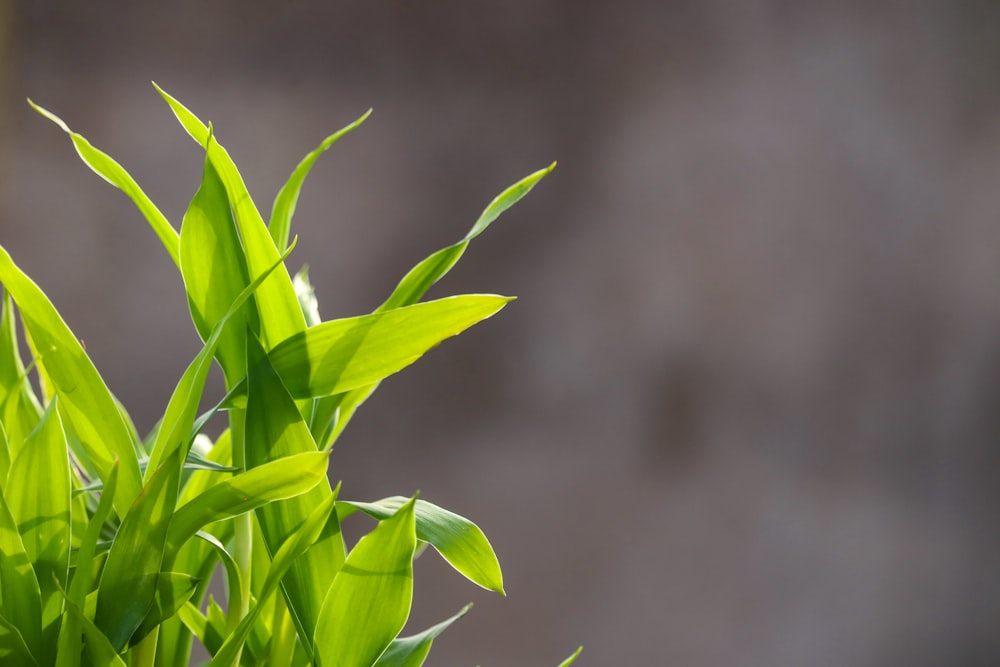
[165,450,331,556]
[270,110,371,251]
[264,294,512,400]
[373,604,471,667]
[0,246,143,516]
[342,496,503,594]
[28,100,179,269]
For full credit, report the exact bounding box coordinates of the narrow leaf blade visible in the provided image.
[28,100,179,268]
[373,604,472,667]
[270,110,371,251]
[0,245,143,516]
[266,294,512,400]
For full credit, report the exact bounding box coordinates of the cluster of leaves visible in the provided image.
[0,85,581,667]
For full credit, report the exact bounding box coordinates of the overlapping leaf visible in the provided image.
[206,493,339,667]
[155,83,307,349]
[315,163,554,446]
[0,246,143,516]
[244,333,344,655]
[341,497,503,594]
[6,399,71,664]
[315,496,417,667]
[257,294,511,401]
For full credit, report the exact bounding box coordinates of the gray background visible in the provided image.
[2,2,1000,665]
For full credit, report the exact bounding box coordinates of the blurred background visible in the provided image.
[3,1,1000,665]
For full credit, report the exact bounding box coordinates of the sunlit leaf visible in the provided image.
[28,100,179,269]
[262,295,511,400]
[341,496,503,594]
[6,398,71,663]
[244,333,344,654]
[165,450,330,557]
[154,83,307,349]
[0,246,143,516]
[56,462,118,667]
[557,646,584,667]
[94,449,181,650]
[314,496,417,667]
[206,493,338,667]
[269,110,371,252]
[373,604,471,667]
[0,487,42,664]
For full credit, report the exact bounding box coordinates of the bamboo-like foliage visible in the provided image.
[0,86,580,666]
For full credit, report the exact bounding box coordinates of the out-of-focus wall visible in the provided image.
[2,2,1000,664]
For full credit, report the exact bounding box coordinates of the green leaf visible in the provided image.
[0,289,43,463]
[59,589,127,667]
[133,572,200,644]
[244,332,345,654]
[314,165,553,446]
[56,462,118,667]
[193,530,244,630]
[557,646,584,667]
[28,100,180,269]
[269,110,371,252]
[154,83,307,349]
[0,487,42,665]
[314,496,418,667]
[342,497,504,594]
[0,611,40,667]
[165,450,331,557]
[206,492,339,667]
[380,162,555,312]
[6,398,71,663]
[179,144,258,385]
[261,294,512,401]
[94,449,181,650]
[373,604,471,667]
[144,241,296,480]
[0,245,143,516]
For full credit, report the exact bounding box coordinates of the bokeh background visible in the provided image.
[3,2,1000,665]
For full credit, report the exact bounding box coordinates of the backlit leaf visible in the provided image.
[342,497,503,594]
[314,496,417,667]
[28,100,179,269]
[373,604,471,667]
[0,246,143,516]
[206,493,338,667]
[269,111,371,252]
[6,398,71,663]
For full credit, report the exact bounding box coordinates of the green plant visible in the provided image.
[0,85,581,667]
